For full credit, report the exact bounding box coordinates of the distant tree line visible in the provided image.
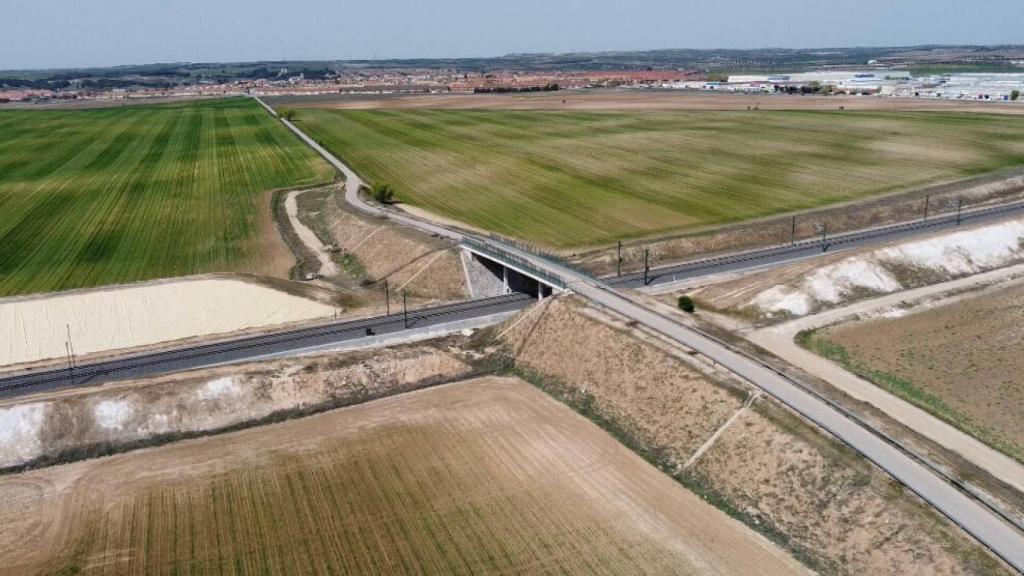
[0,78,70,89]
[0,65,339,91]
[224,66,336,81]
[80,78,176,89]
[774,83,835,95]
[0,77,176,89]
[474,83,559,94]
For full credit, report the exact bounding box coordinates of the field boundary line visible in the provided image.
[349,226,383,253]
[681,391,760,471]
[396,250,448,291]
[494,297,552,341]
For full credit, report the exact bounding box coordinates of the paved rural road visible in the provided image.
[262,95,1024,293]
[265,99,463,241]
[11,197,1018,399]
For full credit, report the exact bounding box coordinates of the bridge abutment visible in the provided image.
[460,247,562,300]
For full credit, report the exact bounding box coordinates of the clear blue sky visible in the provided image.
[5,0,1023,70]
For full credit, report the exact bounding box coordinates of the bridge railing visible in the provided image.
[462,236,567,290]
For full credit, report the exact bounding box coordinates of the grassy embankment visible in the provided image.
[0,98,333,297]
[297,108,1024,248]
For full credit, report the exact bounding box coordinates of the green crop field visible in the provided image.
[0,98,333,297]
[297,108,1024,248]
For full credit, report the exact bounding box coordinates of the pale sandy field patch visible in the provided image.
[0,276,335,367]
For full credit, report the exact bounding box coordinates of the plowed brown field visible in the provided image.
[280,90,1024,114]
[0,377,805,575]
[814,280,1024,463]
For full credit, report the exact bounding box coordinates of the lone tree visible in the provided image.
[280,109,296,121]
[1012,90,1021,101]
[677,295,695,313]
[371,183,396,204]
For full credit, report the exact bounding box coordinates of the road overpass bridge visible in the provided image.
[460,236,567,300]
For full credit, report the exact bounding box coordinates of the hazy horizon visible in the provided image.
[5,0,1024,70]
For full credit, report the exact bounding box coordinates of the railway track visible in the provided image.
[611,197,1024,288]
[0,293,533,397]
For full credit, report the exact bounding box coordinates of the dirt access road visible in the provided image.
[284,189,339,276]
[748,264,1024,493]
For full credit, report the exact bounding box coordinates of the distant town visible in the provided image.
[5,67,1024,104]
[3,44,1024,104]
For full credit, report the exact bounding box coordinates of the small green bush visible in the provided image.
[678,295,695,313]
[371,183,396,204]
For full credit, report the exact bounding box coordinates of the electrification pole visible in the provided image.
[956,198,963,225]
[66,324,76,368]
[385,279,390,315]
[66,324,76,385]
[791,216,796,245]
[617,241,622,277]
[402,290,408,328]
[643,248,650,286]
[923,194,930,221]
